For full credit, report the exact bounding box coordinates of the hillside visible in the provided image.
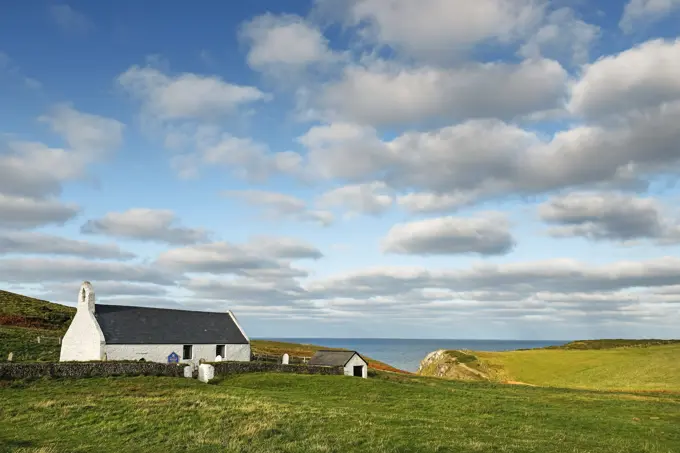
[0,289,74,330]
[417,342,680,391]
[0,289,405,372]
[1,373,679,452]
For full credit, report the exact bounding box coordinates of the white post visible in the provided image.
[7,352,13,362]
[37,336,40,344]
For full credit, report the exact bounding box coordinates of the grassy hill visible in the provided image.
[417,341,680,392]
[0,290,74,330]
[0,289,405,372]
[1,373,679,452]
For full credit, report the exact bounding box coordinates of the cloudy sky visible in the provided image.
[2,0,680,340]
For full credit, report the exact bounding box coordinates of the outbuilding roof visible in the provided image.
[94,304,249,345]
[308,350,367,367]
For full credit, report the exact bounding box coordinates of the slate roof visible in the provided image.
[308,350,367,367]
[94,304,249,345]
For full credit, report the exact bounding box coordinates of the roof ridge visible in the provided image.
[96,303,229,315]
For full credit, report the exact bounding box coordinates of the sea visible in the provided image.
[263,338,568,372]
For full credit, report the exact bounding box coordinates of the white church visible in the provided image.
[60,281,251,364]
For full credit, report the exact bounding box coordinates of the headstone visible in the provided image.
[198,364,215,383]
[183,366,193,378]
[37,336,40,344]
[167,352,179,364]
[282,353,289,365]
[215,355,222,362]
[7,352,13,362]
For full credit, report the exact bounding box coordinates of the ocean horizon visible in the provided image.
[260,338,568,372]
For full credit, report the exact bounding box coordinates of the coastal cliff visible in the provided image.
[416,349,493,381]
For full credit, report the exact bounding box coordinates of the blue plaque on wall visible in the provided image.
[168,352,179,363]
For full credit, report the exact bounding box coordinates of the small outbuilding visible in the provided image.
[308,350,368,378]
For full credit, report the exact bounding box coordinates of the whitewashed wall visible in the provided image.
[343,354,368,378]
[60,282,105,362]
[105,343,251,364]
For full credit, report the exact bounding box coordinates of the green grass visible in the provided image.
[0,290,74,330]
[543,339,680,350]
[1,373,679,453]
[0,326,63,362]
[475,344,680,391]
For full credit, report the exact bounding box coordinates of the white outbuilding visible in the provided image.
[308,350,368,378]
[60,281,251,364]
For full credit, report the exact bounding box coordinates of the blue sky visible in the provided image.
[2,0,680,340]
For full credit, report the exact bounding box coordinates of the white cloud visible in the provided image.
[313,58,568,126]
[0,258,176,285]
[518,7,599,64]
[620,0,680,33]
[316,0,546,60]
[0,194,79,229]
[81,208,210,245]
[39,103,124,153]
[157,241,308,279]
[245,236,324,260]
[118,65,270,120]
[569,38,680,118]
[49,4,94,35]
[295,101,680,207]
[240,14,337,70]
[397,192,480,214]
[317,182,394,216]
[224,190,334,226]
[539,192,680,243]
[0,230,135,259]
[382,213,515,256]
[1,105,124,198]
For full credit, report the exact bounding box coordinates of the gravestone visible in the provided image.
[183,366,193,379]
[282,353,289,365]
[215,355,222,362]
[7,352,13,362]
[198,364,214,383]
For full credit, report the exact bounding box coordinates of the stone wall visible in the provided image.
[0,362,188,380]
[210,361,344,376]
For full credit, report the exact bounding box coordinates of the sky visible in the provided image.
[2,0,680,340]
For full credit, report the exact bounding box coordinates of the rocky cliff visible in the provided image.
[416,349,492,381]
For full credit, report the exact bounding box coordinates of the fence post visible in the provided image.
[37,336,40,344]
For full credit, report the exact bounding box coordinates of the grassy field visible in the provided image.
[0,290,73,330]
[474,344,680,391]
[1,373,679,453]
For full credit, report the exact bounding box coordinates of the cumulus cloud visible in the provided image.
[539,192,680,243]
[1,105,124,199]
[224,190,333,226]
[569,38,680,118]
[118,64,270,120]
[382,213,515,256]
[317,182,393,216]
[240,13,338,70]
[396,192,480,214]
[518,7,599,65]
[619,0,680,33]
[315,0,546,61]
[0,230,135,259]
[81,208,210,245]
[0,194,79,229]
[313,58,568,127]
[39,103,124,153]
[295,100,680,207]
[49,4,94,35]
